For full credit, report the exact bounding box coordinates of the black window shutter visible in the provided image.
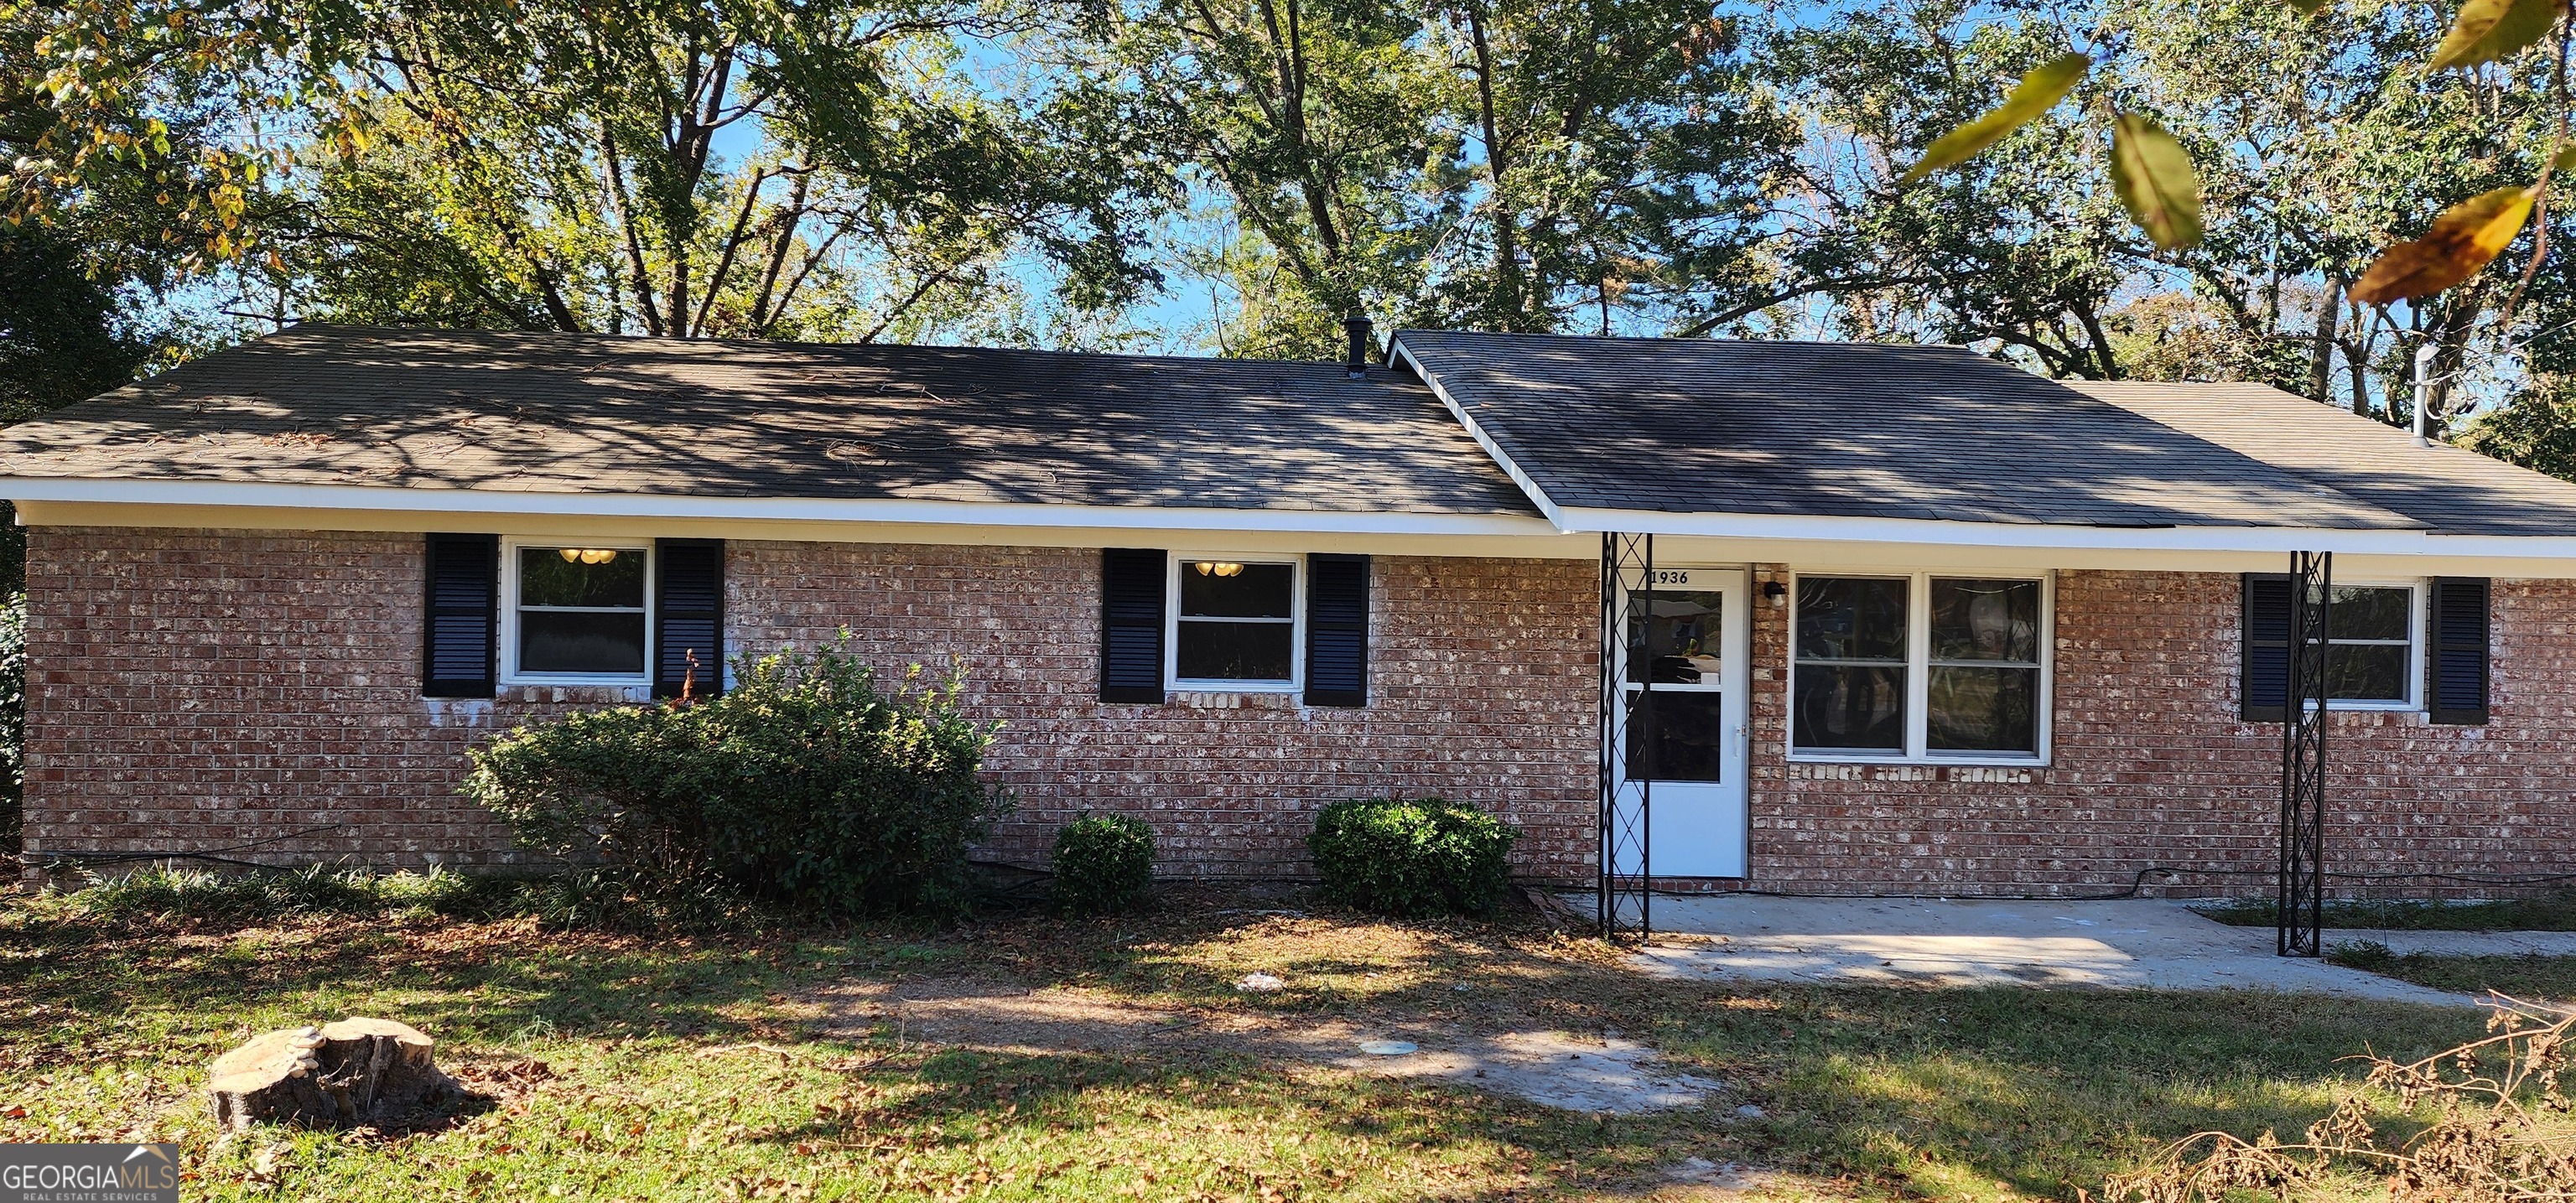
[655,538,725,699]
[1100,548,1166,703]
[2428,577,2491,724]
[2241,573,2290,722]
[423,533,497,698]
[1304,553,1369,707]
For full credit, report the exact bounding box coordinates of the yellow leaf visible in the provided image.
[2431,0,2563,70]
[2109,112,2203,250]
[1901,53,2092,183]
[2350,185,2537,304]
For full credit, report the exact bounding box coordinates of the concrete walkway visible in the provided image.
[1620,894,2485,1006]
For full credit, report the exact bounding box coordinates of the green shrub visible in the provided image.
[56,863,496,926]
[2325,939,2398,972]
[464,637,1008,919]
[1052,813,1156,915]
[1307,797,1519,918]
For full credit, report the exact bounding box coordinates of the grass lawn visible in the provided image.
[2324,946,2576,1003]
[0,883,2489,1202]
[2195,890,2576,931]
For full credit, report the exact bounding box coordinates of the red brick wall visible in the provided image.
[723,542,1599,879]
[1747,567,2576,896]
[22,528,2576,896]
[18,529,1600,881]
[22,529,546,869]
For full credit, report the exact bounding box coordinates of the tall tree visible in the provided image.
[13,0,1163,343]
[1052,0,1794,357]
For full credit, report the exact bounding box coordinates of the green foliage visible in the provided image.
[2198,889,2576,932]
[2324,939,2397,971]
[1051,814,1156,916]
[53,864,498,926]
[465,639,1008,920]
[1306,797,1518,918]
[1058,0,1796,355]
[0,228,148,426]
[2459,377,2576,479]
[16,0,1160,342]
[1900,52,2091,183]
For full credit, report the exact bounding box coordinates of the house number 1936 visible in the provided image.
[1648,570,1693,585]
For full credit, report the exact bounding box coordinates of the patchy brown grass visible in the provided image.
[0,884,2496,1201]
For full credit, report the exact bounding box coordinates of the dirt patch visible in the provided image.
[813,976,1717,1114]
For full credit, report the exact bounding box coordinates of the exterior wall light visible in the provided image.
[1763,580,1788,606]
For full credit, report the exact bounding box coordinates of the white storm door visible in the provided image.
[1609,567,1749,878]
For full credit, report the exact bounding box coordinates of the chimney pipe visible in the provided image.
[2412,342,2437,448]
[1343,311,1372,380]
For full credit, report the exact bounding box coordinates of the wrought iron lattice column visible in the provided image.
[2277,551,2332,957]
[1600,532,1654,940]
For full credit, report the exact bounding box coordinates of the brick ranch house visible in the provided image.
[7,321,2576,898]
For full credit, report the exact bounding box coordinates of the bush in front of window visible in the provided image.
[1307,797,1519,918]
[1050,813,1156,916]
[464,636,1008,920]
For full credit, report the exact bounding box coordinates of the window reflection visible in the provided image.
[1794,577,1907,752]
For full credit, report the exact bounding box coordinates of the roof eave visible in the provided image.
[0,476,1560,538]
[1545,505,2574,557]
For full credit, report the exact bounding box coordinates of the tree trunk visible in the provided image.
[2310,277,2344,408]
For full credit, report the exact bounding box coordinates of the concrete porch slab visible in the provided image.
[1612,894,2481,1007]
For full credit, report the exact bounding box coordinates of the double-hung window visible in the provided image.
[503,540,652,683]
[1169,557,1300,689]
[1792,572,2049,761]
[2321,584,2418,707]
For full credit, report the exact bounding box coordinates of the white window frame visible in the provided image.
[499,536,655,687]
[2320,579,2424,712]
[1166,552,1303,692]
[1788,568,2054,766]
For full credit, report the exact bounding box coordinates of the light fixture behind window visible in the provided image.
[1192,561,1244,578]
[558,548,621,565]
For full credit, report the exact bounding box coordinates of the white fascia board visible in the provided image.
[1388,336,1571,529]
[0,476,1559,538]
[1553,505,2576,560]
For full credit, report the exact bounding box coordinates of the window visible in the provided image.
[504,542,651,682]
[1170,557,1299,687]
[2323,584,2416,706]
[1927,578,2043,752]
[1624,585,1728,781]
[1793,577,1908,753]
[1791,572,2049,761]
[2241,578,2423,716]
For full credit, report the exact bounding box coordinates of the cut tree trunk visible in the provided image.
[207,1018,459,1131]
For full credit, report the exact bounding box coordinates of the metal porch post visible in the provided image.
[2277,551,2330,957]
[1600,532,1653,940]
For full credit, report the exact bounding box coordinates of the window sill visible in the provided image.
[1788,753,2049,769]
[1171,680,1299,693]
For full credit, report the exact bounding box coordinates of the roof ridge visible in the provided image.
[268,321,1374,373]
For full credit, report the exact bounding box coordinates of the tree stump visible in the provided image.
[207,1018,459,1131]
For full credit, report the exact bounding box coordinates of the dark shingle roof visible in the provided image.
[2067,381,2576,538]
[0,324,1538,516]
[1395,329,2428,531]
